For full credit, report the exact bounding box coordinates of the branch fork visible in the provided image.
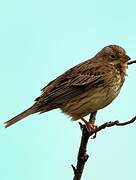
[72,115,136,180]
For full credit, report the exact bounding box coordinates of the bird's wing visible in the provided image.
[35,61,113,105]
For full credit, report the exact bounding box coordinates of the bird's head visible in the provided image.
[96,44,131,72]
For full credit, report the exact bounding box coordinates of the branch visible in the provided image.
[89,116,136,136]
[72,123,90,180]
[72,116,136,180]
[128,60,136,65]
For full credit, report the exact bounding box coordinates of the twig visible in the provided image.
[72,116,136,180]
[128,60,136,65]
[90,116,136,136]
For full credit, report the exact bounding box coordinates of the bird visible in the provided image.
[4,45,130,129]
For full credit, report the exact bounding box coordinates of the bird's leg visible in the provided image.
[89,111,97,124]
[80,111,98,138]
[80,114,97,132]
[89,111,98,138]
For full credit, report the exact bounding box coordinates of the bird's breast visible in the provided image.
[60,72,125,120]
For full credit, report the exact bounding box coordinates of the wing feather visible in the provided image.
[35,60,114,106]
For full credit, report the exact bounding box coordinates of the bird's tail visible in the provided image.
[4,106,37,128]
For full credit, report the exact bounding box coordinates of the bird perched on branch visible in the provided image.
[4,45,130,130]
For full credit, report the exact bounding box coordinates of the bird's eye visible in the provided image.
[110,54,116,59]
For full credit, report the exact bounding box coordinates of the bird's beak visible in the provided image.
[122,55,131,63]
[126,55,131,61]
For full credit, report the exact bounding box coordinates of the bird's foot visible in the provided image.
[80,117,97,138]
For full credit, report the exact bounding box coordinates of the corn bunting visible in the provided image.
[4,45,130,129]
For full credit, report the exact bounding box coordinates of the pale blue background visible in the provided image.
[0,0,136,180]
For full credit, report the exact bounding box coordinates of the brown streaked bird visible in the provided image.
[4,45,130,129]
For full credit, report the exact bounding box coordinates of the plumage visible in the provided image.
[4,45,130,128]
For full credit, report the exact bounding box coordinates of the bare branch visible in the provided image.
[72,115,136,180]
[72,125,89,180]
[128,60,136,65]
[71,165,77,176]
[90,116,136,136]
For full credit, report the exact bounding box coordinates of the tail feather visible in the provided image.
[4,107,37,128]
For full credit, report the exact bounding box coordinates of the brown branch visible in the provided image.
[72,115,136,180]
[128,60,136,65]
[72,123,90,180]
